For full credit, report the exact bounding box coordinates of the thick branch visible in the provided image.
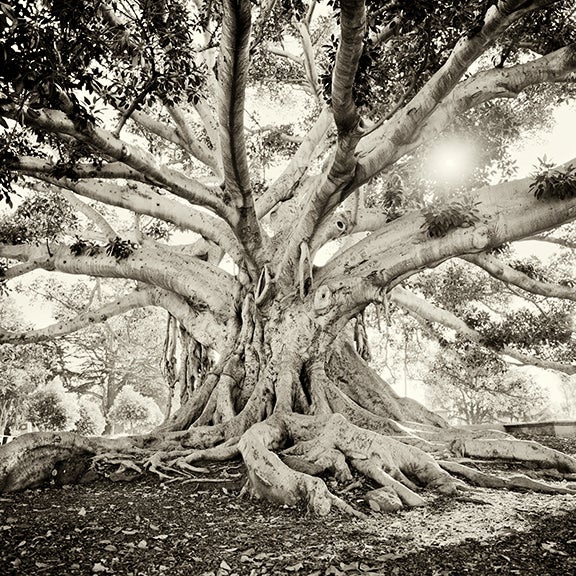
[331,0,365,135]
[0,242,240,319]
[218,0,265,266]
[20,172,244,263]
[355,1,562,184]
[1,106,233,221]
[319,159,576,287]
[257,105,333,218]
[384,43,576,163]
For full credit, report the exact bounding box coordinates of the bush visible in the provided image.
[27,379,79,431]
[108,385,163,432]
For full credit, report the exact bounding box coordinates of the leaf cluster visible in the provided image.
[0,127,43,206]
[530,157,576,201]
[421,197,480,238]
[69,236,102,257]
[0,0,206,122]
[105,236,138,261]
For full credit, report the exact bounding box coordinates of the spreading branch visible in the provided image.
[390,286,576,375]
[462,252,576,302]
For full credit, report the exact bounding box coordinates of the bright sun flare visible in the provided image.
[426,139,477,183]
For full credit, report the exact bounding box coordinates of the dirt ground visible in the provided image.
[1,434,576,576]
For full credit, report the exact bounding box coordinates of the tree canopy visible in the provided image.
[1,0,576,515]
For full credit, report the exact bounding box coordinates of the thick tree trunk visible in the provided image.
[1,297,576,513]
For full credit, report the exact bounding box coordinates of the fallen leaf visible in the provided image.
[92,562,108,573]
[137,539,148,548]
[153,534,169,540]
[78,507,87,516]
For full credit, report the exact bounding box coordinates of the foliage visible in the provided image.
[0,189,77,244]
[104,237,138,261]
[24,277,169,416]
[425,342,548,424]
[530,156,576,201]
[74,397,106,436]
[69,236,102,257]
[108,385,163,432]
[421,197,481,238]
[27,379,80,432]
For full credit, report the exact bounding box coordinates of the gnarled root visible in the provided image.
[238,413,462,516]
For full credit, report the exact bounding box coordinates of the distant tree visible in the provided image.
[558,374,576,418]
[0,296,64,434]
[108,385,163,433]
[27,379,80,432]
[25,277,169,422]
[74,396,106,436]
[425,342,548,424]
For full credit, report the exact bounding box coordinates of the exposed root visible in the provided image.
[439,460,576,495]
[452,437,576,472]
[239,413,462,516]
[238,415,364,517]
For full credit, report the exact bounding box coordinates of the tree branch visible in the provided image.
[18,172,244,263]
[1,106,233,222]
[0,290,156,345]
[218,0,266,267]
[166,105,222,176]
[257,105,333,218]
[59,189,118,240]
[319,157,576,288]
[462,252,576,302]
[390,286,576,375]
[0,242,240,319]
[355,0,564,185]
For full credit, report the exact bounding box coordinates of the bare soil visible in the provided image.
[1,434,576,576]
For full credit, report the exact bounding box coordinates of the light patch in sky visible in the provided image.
[424,138,477,184]
[510,103,576,177]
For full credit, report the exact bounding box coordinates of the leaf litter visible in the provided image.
[0,435,575,575]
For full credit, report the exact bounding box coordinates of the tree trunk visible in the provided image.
[1,296,576,514]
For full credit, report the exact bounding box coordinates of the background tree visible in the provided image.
[1,0,576,515]
[424,342,549,425]
[74,396,107,436]
[107,385,164,433]
[27,378,80,432]
[26,276,170,424]
[0,295,64,435]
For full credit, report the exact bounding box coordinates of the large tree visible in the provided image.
[1,0,576,515]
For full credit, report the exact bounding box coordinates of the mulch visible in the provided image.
[1,434,576,576]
